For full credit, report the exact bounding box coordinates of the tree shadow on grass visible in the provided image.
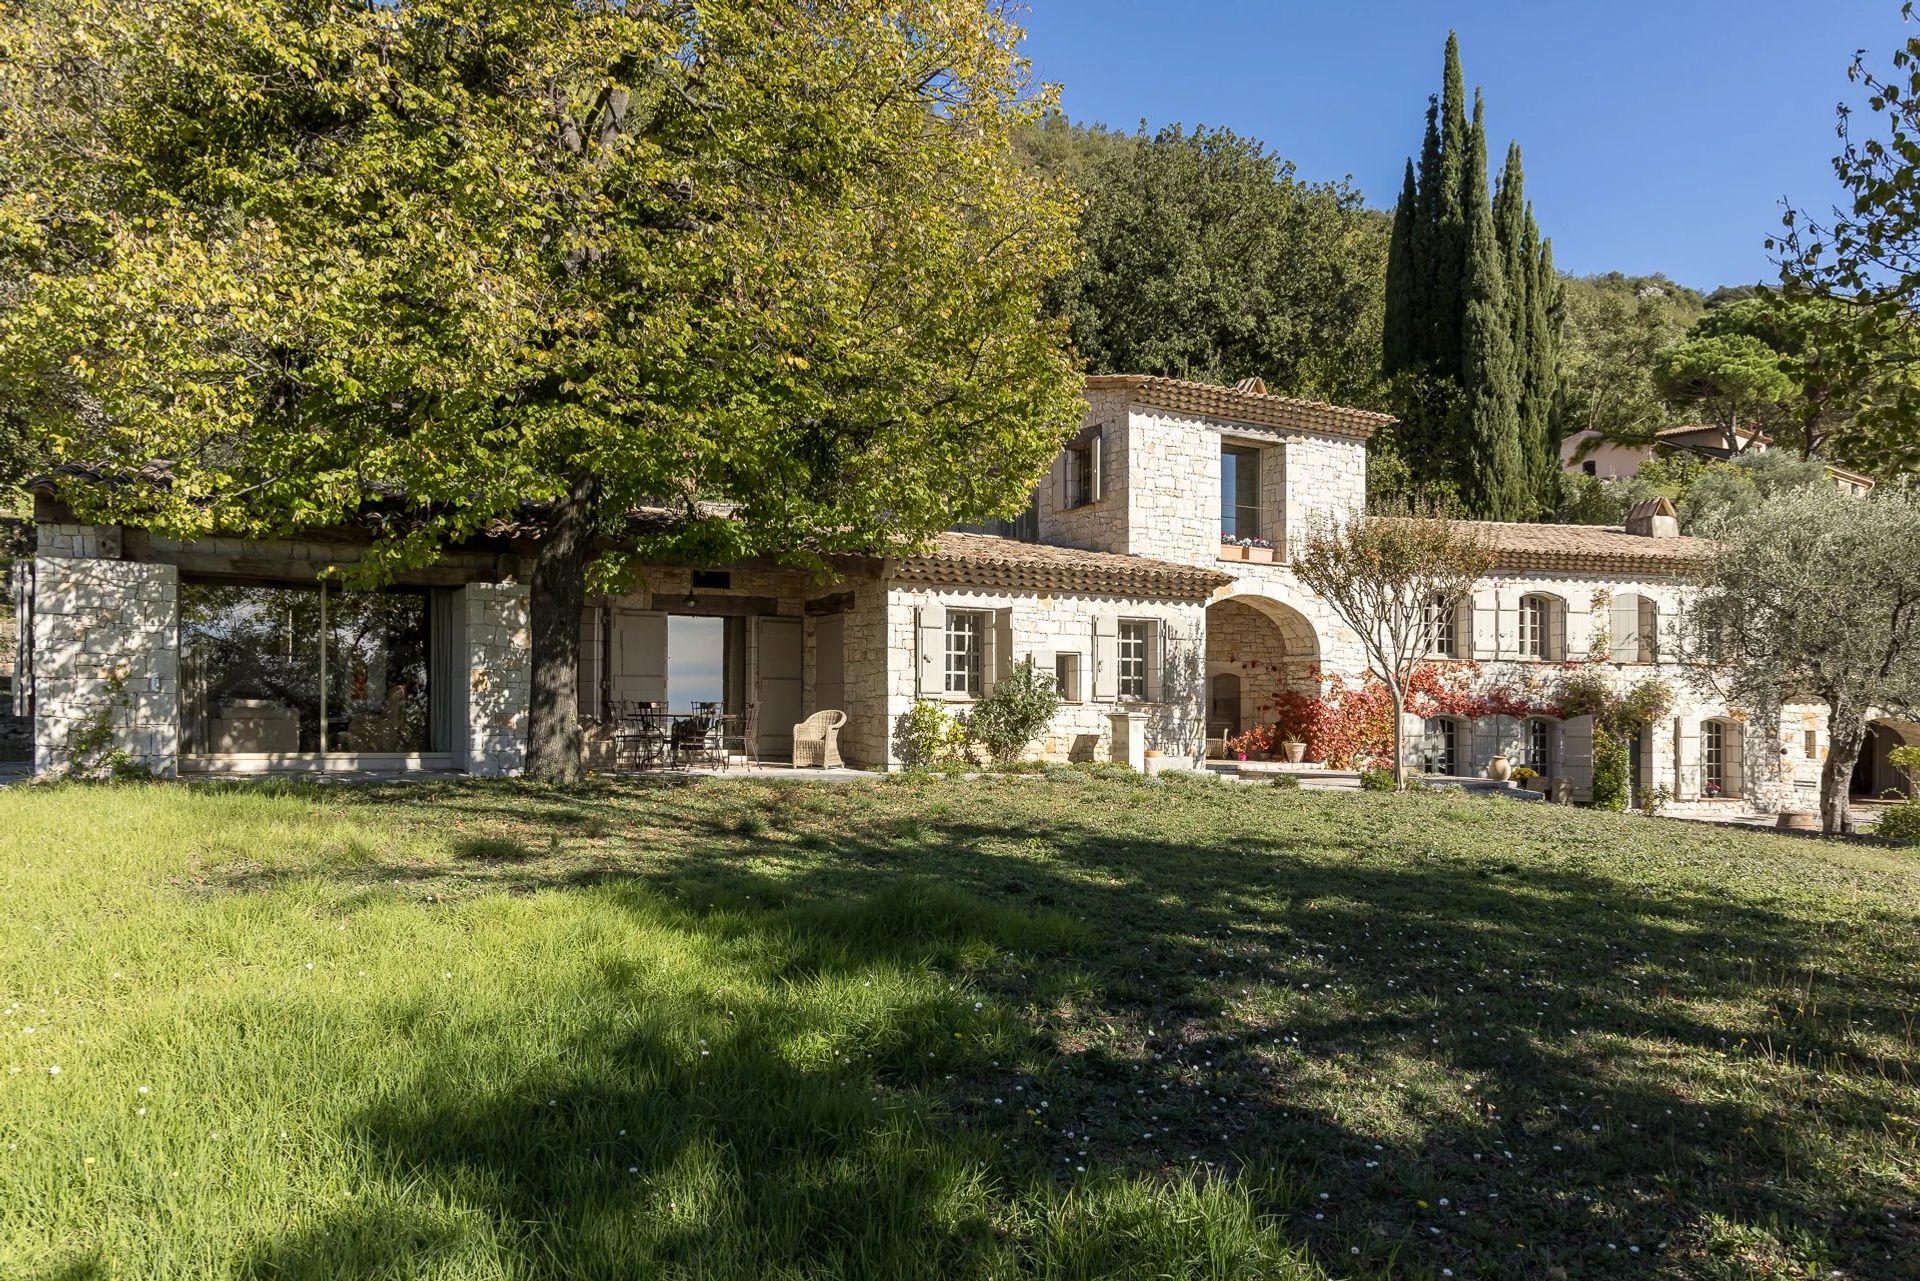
[225,777,1920,1279]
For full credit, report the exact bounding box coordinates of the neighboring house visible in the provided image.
[18,374,1909,810]
[1561,424,1877,493]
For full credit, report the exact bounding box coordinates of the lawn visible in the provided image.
[1,773,1916,1280]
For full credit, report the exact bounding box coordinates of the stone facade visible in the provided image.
[32,529,179,776]
[879,581,1207,766]
[15,376,1845,807]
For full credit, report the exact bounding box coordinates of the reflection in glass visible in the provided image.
[179,581,431,755]
[328,590,430,751]
[181,583,325,753]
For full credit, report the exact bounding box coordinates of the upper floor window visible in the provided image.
[1221,444,1261,541]
[1609,593,1659,664]
[1117,620,1150,699]
[944,610,987,696]
[1423,597,1461,658]
[1063,429,1103,509]
[1517,594,1565,660]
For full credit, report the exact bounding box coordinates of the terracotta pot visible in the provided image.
[1218,544,1246,562]
[1487,753,1512,782]
[1283,741,1306,764]
[1244,546,1275,564]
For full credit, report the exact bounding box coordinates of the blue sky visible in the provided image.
[1020,1,1913,291]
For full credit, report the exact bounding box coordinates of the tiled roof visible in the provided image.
[1656,422,1772,446]
[1085,374,1394,440]
[890,533,1232,600]
[1379,518,1714,577]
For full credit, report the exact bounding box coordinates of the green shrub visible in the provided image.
[1358,766,1396,792]
[1591,726,1630,812]
[968,656,1061,764]
[1269,773,1301,790]
[890,702,981,769]
[1877,802,1920,845]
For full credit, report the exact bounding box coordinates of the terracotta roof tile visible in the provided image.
[891,533,1231,600]
[1376,518,1713,577]
[1085,374,1394,440]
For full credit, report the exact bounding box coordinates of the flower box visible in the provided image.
[1244,546,1275,564]
[1218,544,1247,562]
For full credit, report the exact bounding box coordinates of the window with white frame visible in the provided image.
[1117,620,1150,700]
[1054,652,1083,703]
[944,610,987,696]
[1518,595,1546,658]
[1704,719,1728,795]
[1423,597,1458,657]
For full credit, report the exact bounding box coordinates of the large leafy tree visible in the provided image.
[1557,274,1706,454]
[1028,118,1389,409]
[1653,331,1796,456]
[1685,485,1920,835]
[0,0,1083,781]
[1381,34,1558,518]
[1773,4,1920,477]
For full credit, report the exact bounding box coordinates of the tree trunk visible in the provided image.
[1819,696,1866,836]
[1390,685,1408,790]
[524,473,602,783]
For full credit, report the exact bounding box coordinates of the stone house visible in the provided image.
[17,374,1911,810]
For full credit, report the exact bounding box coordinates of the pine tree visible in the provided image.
[1459,94,1525,518]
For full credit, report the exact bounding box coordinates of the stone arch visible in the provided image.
[1852,718,1920,799]
[1203,595,1324,745]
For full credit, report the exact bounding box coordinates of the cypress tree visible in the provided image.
[1382,160,1419,376]
[1379,32,1559,519]
[1528,228,1563,514]
[1459,94,1525,519]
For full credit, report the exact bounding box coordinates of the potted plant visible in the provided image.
[1281,738,1306,764]
[1511,765,1540,792]
[1243,537,1275,565]
[1218,534,1246,562]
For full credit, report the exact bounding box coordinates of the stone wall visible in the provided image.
[461,583,531,776]
[879,580,1206,767]
[32,548,179,777]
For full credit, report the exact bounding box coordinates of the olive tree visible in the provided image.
[1684,485,1920,833]
[1292,504,1493,789]
[0,0,1083,781]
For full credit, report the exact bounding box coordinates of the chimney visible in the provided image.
[1232,376,1268,396]
[1624,496,1679,538]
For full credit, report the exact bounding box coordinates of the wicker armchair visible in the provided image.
[792,709,847,769]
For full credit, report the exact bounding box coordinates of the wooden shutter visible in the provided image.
[1545,598,1567,661]
[915,602,946,698]
[1494,594,1518,661]
[1089,429,1104,503]
[1092,613,1119,701]
[1639,596,1660,662]
[1724,720,1746,798]
[611,610,666,704]
[990,609,1014,690]
[1674,716,1700,798]
[1566,594,1591,661]
[576,606,603,720]
[1562,716,1595,800]
[1054,451,1070,513]
[1610,595,1641,663]
[1466,591,1493,658]
[1144,621,1166,702]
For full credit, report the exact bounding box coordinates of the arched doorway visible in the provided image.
[1204,596,1322,748]
[1852,719,1919,799]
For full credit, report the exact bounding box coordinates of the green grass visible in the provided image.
[1,775,1917,1280]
